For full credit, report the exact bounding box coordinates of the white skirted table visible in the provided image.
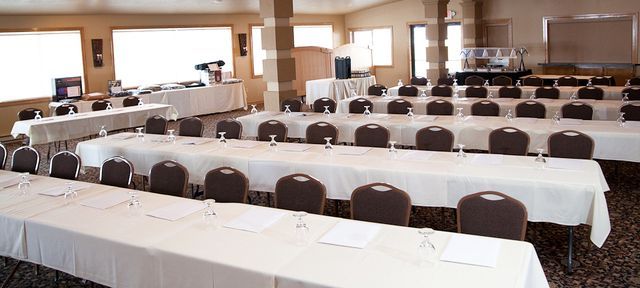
[305,76,376,105]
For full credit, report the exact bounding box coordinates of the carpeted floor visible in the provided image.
[1,107,638,287]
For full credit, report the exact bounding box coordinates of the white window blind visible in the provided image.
[352,27,393,66]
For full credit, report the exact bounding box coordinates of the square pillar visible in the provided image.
[423,0,450,80]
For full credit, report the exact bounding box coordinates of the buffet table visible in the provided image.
[305,76,376,105]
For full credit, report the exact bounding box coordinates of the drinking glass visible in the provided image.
[617,112,626,128]
[135,127,145,142]
[324,137,333,156]
[419,90,428,99]
[417,228,436,265]
[67,109,76,117]
[64,182,77,205]
[483,80,489,87]
[127,190,142,216]
[388,141,398,159]
[552,111,561,125]
[515,80,521,87]
[323,106,331,117]
[587,79,593,87]
[452,79,458,89]
[203,199,218,229]
[625,79,631,87]
[455,144,467,165]
[569,92,578,101]
[363,106,372,117]
[167,129,176,144]
[106,102,113,110]
[426,79,432,88]
[553,80,558,87]
[452,91,460,103]
[534,148,546,169]
[293,211,309,246]
[455,107,465,124]
[505,109,514,121]
[218,132,228,148]
[34,111,42,121]
[17,173,31,196]
[250,104,258,114]
[99,125,108,138]
[406,107,414,119]
[381,89,388,98]
[269,135,278,152]
[397,79,403,87]
[137,99,144,106]
[284,105,292,116]
[487,91,494,99]
[622,93,629,104]
[350,89,358,98]
[529,91,536,100]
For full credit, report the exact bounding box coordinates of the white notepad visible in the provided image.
[545,158,584,170]
[559,118,583,125]
[464,116,487,121]
[415,115,438,122]
[471,154,504,165]
[223,208,286,233]
[492,98,512,103]
[440,233,501,268]
[278,143,312,152]
[513,118,538,124]
[318,221,381,249]
[334,146,372,156]
[111,134,136,140]
[0,175,20,189]
[399,151,434,162]
[229,140,262,149]
[146,201,205,221]
[79,192,131,209]
[38,182,92,197]
[180,138,214,145]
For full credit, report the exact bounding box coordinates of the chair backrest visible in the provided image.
[471,100,500,116]
[398,85,419,96]
[411,77,428,85]
[629,77,640,86]
[149,160,189,198]
[464,75,484,86]
[11,146,40,174]
[18,108,44,120]
[387,99,413,114]
[100,156,134,188]
[590,76,610,86]
[91,100,111,111]
[354,124,390,148]
[204,167,249,203]
[534,87,560,99]
[465,86,488,98]
[498,86,522,99]
[257,120,288,142]
[415,126,454,152]
[0,143,6,170]
[457,191,528,241]
[281,98,303,112]
[55,104,79,116]
[488,127,530,156]
[577,86,603,100]
[437,77,454,86]
[431,85,453,97]
[49,151,81,180]
[313,97,337,113]
[620,103,640,121]
[426,99,454,115]
[522,76,543,87]
[178,117,204,137]
[556,75,578,86]
[561,101,593,120]
[351,183,411,226]
[348,98,373,114]
[621,87,640,101]
[215,118,243,139]
[515,101,546,118]
[548,130,594,159]
[492,75,512,86]
[145,115,168,135]
[305,121,339,145]
[275,173,326,214]
[367,84,387,96]
[122,96,141,107]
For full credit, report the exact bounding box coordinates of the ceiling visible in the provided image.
[0,0,401,15]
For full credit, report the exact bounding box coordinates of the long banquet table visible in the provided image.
[0,170,549,288]
[387,85,627,100]
[10,104,178,145]
[305,76,376,105]
[237,111,640,163]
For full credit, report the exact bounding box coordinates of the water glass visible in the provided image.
[617,112,626,128]
[419,90,428,99]
[452,79,458,89]
[218,132,228,148]
[388,141,398,159]
[455,144,467,165]
[363,106,372,117]
[553,80,558,87]
[587,79,593,87]
[324,137,333,156]
[127,191,142,216]
[534,148,546,169]
[397,79,403,87]
[350,88,358,98]
[487,91,494,99]
[454,108,465,124]
[483,80,489,87]
[106,102,113,110]
[99,125,108,138]
[381,89,388,98]
[515,80,521,87]
[622,93,629,104]
[406,107,414,119]
[269,135,278,152]
[426,79,432,88]
[323,106,331,117]
[203,199,218,229]
[284,105,292,116]
[167,129,176,144]
[67,109,76,117]
[17,173,31,196]
[529,91,536,100]
[569,92,578,101]
[137,99,144,106]
[417,228,436,265]
[505,109,514,122]
[625,79,631,87]
[135,127,145,142]
[552,111,561,125]
[293,211,309,246]
[64,182,77,205]
[250,104,258,114]
[34,111,42,121]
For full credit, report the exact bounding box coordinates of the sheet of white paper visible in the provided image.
[536,98,555,103]
[399,151,434,162]
[415,115,438,122]
[465,116,487,121]
[471,154,504,165]
[545,158,585,170]
[79,192,130,209]
[223,207,287,233]
[318,221,381,249]
[180,138,214,145]
[559,118,583,125]
[229,140,262,149]
[111,134,136,140]
[0,175,20,189]
[146,201,205,221]
[334,146,372,156]
[38,182,92,197]
[278,143,313,152]
[624,121,640,127]
[371,114,390,120]
[440,233,501,268]
[514,118,538,124]
[492,98,512,103]
[67,86,81,97]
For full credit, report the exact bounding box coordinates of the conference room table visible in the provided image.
[10,104,178,146]
[305,76,376,105]
[336,95,630,121]
[237,111,640,163]
[387,85,627,101]
[0,170,549,288]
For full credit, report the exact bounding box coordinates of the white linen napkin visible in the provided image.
[79,192,131,209]
[146,201,205,221]
[440,233,501,268]
[318,220,381,249]
[38,182,93,197]
[223,207,287,233]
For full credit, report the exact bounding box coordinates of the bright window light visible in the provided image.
[351,27,393,66]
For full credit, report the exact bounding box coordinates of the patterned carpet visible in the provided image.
[1,107,638,287]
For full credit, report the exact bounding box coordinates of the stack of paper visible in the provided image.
[79,192,131,209]
[318,221,381,249]
[223,208,286,233]
[146,201,205,221]
[440,234,502,267]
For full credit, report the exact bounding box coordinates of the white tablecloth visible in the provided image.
[305,76,376,105]
[75,134,610,247]
[11,104,178,145]
[237,111,640,163]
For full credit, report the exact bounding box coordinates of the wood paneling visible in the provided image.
[291,46,333,96]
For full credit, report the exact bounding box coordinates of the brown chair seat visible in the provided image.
[534,87,560,99]
[149,160,189,198]
[367,84,387,96]
[257,120,288,142]
[488,127,530,156]
[91,100,111,111]
[216,118,243,139]
[281,98,303,112]
[522,76,543,87]
[561,102,593,120]
[351,183,412,226]
[411,77,428,85]
[577,86,603,100]
[122,96,141,107]
[18,108,44,120]
[100,156,134,188]
[556,76,578,86]
[492,76,512,86]
[621,87,640,101]
[426,99,453,115]
[464,75,484,86]
[306,122,339,145]
[457,191,528,241]
[498,86,522,99]
[145,115,168,135]
[387,99,413,114]
[620,103,640,121]
[515,101,546,119]
[590,76,610,86]
[49,151,81,180]
[204,167,249,203]
[465,86,488,98]
[11,146,40,174]
[348,98,373,114]
[313,97,337,113]
[415,126,454,152]
[398,85,419,97]
[471,100,499,116]
[275,173,326,214]
[354,124,389,148]
[54,104,79,116]
[547,130,594,159]
[179,117,204,137]
[431,85,453,97]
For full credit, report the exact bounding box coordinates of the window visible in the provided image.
[410,23,463,78]
[0,30,84,102]
[112,27,234,87]
[350,27,393,66]
[251,24,333,76]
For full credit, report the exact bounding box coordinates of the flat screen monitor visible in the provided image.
[52,76,83,101]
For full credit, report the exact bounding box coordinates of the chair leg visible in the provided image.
[1,261,21,288]
[54,270,60,282]
[34,264,39,275]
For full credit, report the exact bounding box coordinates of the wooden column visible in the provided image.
[260,0,296,111]
[461,0,483,47]
[423,0,450,80]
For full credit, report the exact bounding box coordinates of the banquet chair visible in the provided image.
[49,151,81,180]
[515,101,546,119]
[204,167,249,203]
[522,76,543,87]
[426,99,454,115]
[431,85,453,97]
[122,96,141,107]
[498,86,522,99]
[348,98,373,114]
[620,103,640,121]
[471,100,499,116]
[415,126,454,152]
[628,77,640,86]
[306,122,339,145]
[547,130,594,159]
[492,76,512,86]
[367,84,387,96]
[437,77,454,86]
[351,183,411,226]
[621,87,640,101]
[145,115,168,135]
[0,143,6,170]
[257,120,288,142]
[149,160,189,198]
[100,156,134,188]
[275,173,326,214]
[54,103,79,116]
[590,76,610,86]
[281,98,303,112]
[215,118,243,139]
[387,99,413,114]
[398,85,419,97]
[577,86,603,100]
[91,100,111,111]
[488,127,530,156]
[312,97,336,113]
[561,102,593,120]
[178,117,204,137]
[557,76,578,86]
[354,124,390,148]
[11,146,40,174]
[411,77,428,86]
[457,191,527,241]
[534,87,560,99]
[465,86,488,98]
[464,75,484,86]
[17,108,44,120]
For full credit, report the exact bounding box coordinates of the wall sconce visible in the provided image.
[91,39,103,67]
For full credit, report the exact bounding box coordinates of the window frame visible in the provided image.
[348,26,394,68]
[408,20,463,78]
